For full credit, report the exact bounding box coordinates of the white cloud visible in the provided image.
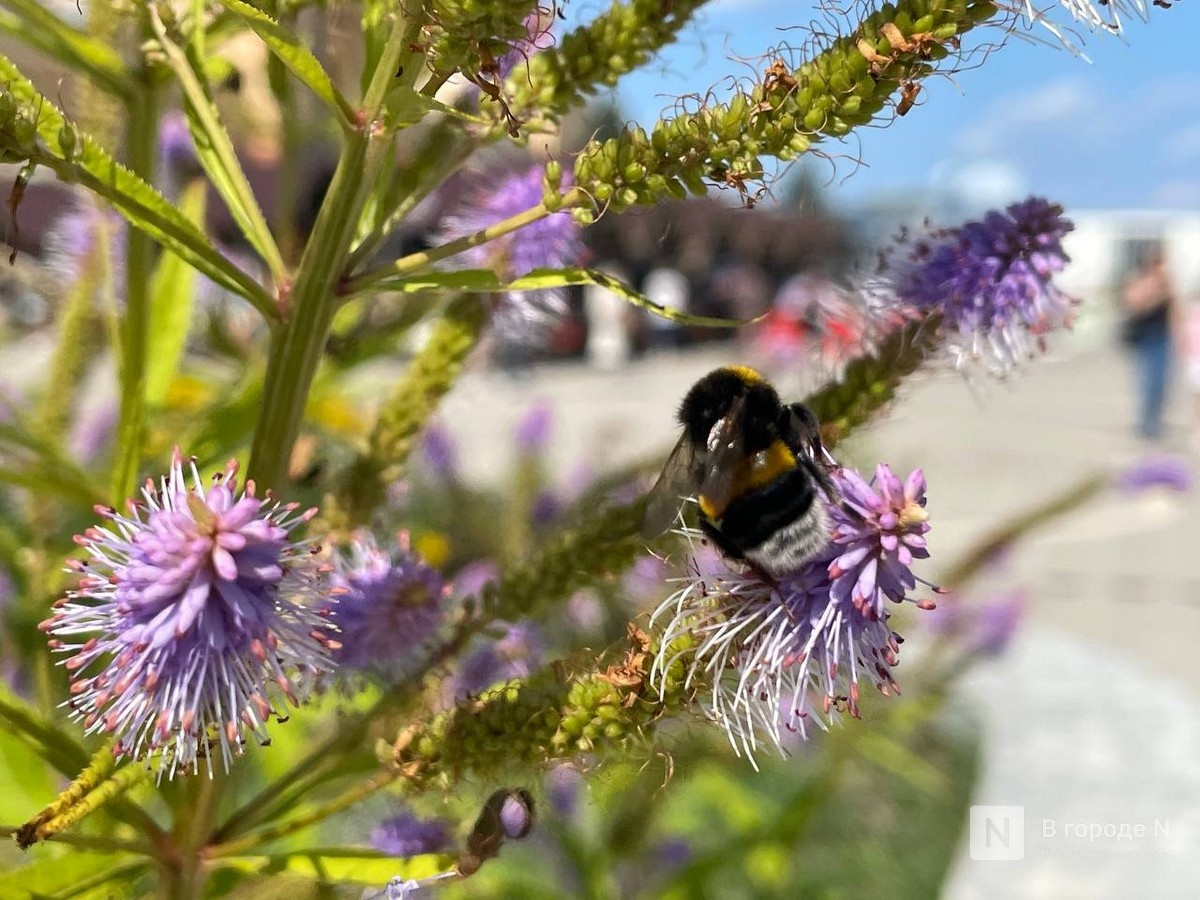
[954,76,1097,156]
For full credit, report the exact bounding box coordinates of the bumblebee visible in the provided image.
[643,366,836,576]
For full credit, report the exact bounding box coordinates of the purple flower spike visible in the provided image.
[421,422,459,480]
[890,197,1076,374]
[651,462,937,763]
[928,588,1026,657]
[1116,454,1193,494]
[435,166,582,340]
[329,535,447,683]
[972,589,1026,656]
[514,401,553,454]
[41,450,336,778]
[371,810,452,857]
[44,199,127,295]
[826,464,931,620]
[157,110,199,177]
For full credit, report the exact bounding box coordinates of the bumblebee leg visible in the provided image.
[699,517,744,562]
[783,403,837,498]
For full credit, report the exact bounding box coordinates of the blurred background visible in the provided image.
[1,2,1198,898]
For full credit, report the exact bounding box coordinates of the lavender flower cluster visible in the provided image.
[886,197,1076,374]
[40,451,338,777]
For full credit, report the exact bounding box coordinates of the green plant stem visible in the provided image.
[212,618,480,843]
[207,770,398,858]
[343,193,578,296]
[164,772,224,900]
[16,760,152,849]
[0,824,154,855]
[246,8,424,490]
[110,74,158,503]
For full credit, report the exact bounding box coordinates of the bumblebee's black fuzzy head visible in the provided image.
[678,366,782,452]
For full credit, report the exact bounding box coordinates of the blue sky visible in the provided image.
[568,1,1200,213]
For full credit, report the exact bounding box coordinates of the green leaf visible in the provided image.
[856,731,949,795]
[372,267,755,327]
[214,0,357,130]
[147,7,286,283]
[216,850,450,886]
[0,54,277,321]
[0,0,130,98]
[0,420,107,508]
[0,853,147,898]
[145,180,205,407]
[0,688,90,783]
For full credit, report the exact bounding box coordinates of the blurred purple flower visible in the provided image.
[435,166,582,340]
[371,810,452,857]
[1116,454,1192,494]
[652,463,936,761]
[928,588,1026,657]
[456,621,543,696]
[452,559,499,598]
[44,199,127,294]
[654,836,693,871]
[496,9,555,80]
[565,590,603,633]
[421,422,459,480]
[623,554,670,601]
[69,396,117,464]
[972,589,1025,655]
[530,489,563,527]
[546,764,583,817]
[329,535,447,683]
[515,401,553,454]
[887,197,1075,374]
[41,450,336,777]
[157,110,199,178]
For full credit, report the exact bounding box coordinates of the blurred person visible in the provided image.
[1186,292,1200,452]
[583,261,634,370]
[641,265,690,349]
[1119,241,1180,442]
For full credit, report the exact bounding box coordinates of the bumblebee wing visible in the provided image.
[696,402,748,518]
[641,431,697,538]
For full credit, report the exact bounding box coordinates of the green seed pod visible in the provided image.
[57,123,76,161]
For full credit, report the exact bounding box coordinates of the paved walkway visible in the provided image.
[432,335,1200,899]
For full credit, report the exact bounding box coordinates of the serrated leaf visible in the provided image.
[215,0,357,130]
[0,53,276,320]
[145,180,205,407]
[372,267,755,328]
[148,8,285,282]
